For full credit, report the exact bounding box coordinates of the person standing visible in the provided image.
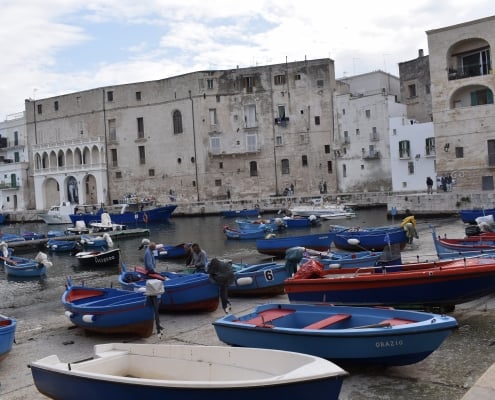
[207,258,234,313]
[426,176,433,194]
[400,210,418,246]
[144,242,157,274]
[187,243,208,273]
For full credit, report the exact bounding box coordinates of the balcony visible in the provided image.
[274,117,290,127]
[0,182,19,190]
[363,151,381,160]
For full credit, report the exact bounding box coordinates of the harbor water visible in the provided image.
[1,209,495,399]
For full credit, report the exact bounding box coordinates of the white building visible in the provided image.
[0,112,30,211]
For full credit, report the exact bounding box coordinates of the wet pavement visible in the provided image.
[1,218,495,399]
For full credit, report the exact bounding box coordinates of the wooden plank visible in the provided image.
[303,313,351,330]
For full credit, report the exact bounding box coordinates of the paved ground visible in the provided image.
[1,217,495,399]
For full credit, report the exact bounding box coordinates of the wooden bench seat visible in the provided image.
[238,309,295,327]
[303,313,351,330]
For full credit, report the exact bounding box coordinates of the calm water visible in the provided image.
[0,208,398,307]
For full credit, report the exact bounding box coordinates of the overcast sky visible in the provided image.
[1,0,495,118]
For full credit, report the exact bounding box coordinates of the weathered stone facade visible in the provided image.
[427,16,495,192]
[25,59,338,207]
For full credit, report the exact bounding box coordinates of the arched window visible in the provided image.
[173,110,183,134]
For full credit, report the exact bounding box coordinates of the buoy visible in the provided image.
[347,238,360,245]
[64,311,73,319]
[82,314,96,323]
[236,277,254,286]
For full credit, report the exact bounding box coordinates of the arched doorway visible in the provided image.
[43,178,60,207]
[84,174,98,204]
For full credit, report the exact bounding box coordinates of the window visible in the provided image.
[317,80,324,88]
[343,131,349,144]
[115,171,122,179]
[111,149,118,167]
[246,134,257,152]
[425,85,430,94]
[149,169,155,177]
[108,119,116,141]
[343,164,347,177]
[209,109,217,126]
[278,105,286,119]
[342,109,346,115]
[302,155,308,167]
[392,128,397,135]
[327,161,332,173]
[137,117,144,138]
[275,136,283,146]
[219,162,223,169]
[37,104,42,114]
[408,84,417,98]
[138,146,146,165]
[281,159,290,174]
[399,140,410,158]
[426,137,435,156]
[365,109,371,118]
[14,152,19,162]
[324,145,330,154]
[274,75,286,85]
[295,74,301,80]
[54,101,59,111]
[214,179,222,187]
[482,176,494,190]
[136,91,142,101]
[250,161,258,177]
[470,89,494,106]
[371,127,378,140]
[314,116,320,125]
[461,47,491,77]
[107,91,113,102]
[216,95,221,103]
[207,79,214,89]
[244,104,257,128]
[14,131,18,146]
[210,137,220,153]
[455,147,464,158]
[408,161,414,174]
[173,110,183,134]
[489,140,495,166]
[76,96,81,106]
[243,76,255,93]
[356,128,360,135]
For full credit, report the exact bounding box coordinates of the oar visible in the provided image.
[352,322,392,329]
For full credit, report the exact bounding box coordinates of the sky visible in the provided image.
[1,0,495,118]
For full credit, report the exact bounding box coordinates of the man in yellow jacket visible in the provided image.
[400,210,418,245]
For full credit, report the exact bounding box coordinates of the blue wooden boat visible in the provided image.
[229,262,290,296]
[80,233,113,248]
[155,243,190,259]
[4,252,51,277]
[62,283,157,338]
[236,218,287,231]
[332,225,407,251]
[222,208,261,218]
[213,303,458,366]
[431,226,495,259]
[30,343,347,400]
[0,233,25,243]
[303,249,395,269]
[75,248,121,268]
[0,314,16,361]
[459,208,495,224]
[284,256,495,310]
[21,231,46,240]
[46,239,80,252]
[256,232,335,257]
[283,215,321,228]
[70,202,177,225]
[224,225,270,240]
[47,230,66,238]
[119,265,220,312]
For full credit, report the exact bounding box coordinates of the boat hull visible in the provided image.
[285,258,495,309]
[4,258,46,277]
[76,248,121,268]
[214,304,457,366]
[459,208,495,224]
[30,343,346,400]
[229,262,289,296]
[0,316,16,361]
[431,227,495,259]
[62,286,155,338]
[256,232,335,257]
[222,209,260,218]
[119,269,220,312]
[333,226,407,251]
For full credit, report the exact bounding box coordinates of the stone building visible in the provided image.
[25,59,338,208]
[427,15,495,191]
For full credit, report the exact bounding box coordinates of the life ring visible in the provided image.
[143,213,149,223]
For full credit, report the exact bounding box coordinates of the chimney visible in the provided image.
[418,49,424,57]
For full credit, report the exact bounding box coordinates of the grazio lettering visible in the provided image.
[375,339,404,348]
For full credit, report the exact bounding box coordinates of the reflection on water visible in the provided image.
[0,208,393,305]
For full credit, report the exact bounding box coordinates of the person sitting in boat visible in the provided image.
[0,240,15,265]
[187,243,208,273]
[144,242,157,275]
[400,210,418,245]
[207,258,234,313]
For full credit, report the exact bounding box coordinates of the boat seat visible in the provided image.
[303,313,351,330]
[0,319,12,326]
[379,318,416,326]
[238,309,295,327]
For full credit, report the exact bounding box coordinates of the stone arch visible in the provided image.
[42,151,49,169]
[42,177,60,207]
[91,145,101,164]
[74,148,83,165]
[66,148,74,168]
[450,84,493,109]
[34,153,42,170]
[83,174,98,204]
[83,146,91,165]
[57,149,65,167]
[49,150,57,169]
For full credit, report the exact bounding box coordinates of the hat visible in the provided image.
[138,238,151,250]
